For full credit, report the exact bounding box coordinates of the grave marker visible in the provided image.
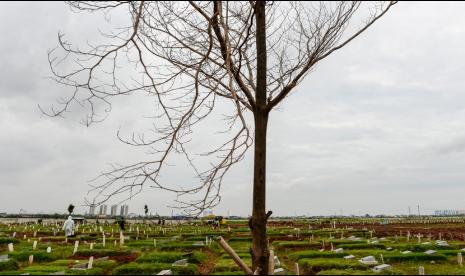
[419,266,425,275]
[294,262,299,275]
[88,256,94,269]
[73,241,79,255]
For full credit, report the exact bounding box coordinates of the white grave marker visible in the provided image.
[73,241,79,255]
[88,256,94,269]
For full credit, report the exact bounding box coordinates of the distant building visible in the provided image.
[99,205,108,216]
[120,205,129,217]
[89,206,95,216]
[110,205,118,216]
[434,210,465,216]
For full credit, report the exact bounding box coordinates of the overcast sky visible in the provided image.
[2,2,465,217]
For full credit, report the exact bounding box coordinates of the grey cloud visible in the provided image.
[3,2,465,216]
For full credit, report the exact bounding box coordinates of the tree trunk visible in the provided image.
[251,110,269,275]
[251,1,269,275]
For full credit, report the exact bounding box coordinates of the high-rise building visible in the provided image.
[99,205,108,216]
[110,205,118,216]
[89,205,95,216]
[120,205,129,217]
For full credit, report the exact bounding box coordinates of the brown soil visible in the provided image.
[198,249,219,275]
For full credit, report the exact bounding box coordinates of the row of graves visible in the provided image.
[2,218,465,274]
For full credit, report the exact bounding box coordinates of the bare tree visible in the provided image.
[44,1,396,274]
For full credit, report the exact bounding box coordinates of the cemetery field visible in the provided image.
[2,217,465,275]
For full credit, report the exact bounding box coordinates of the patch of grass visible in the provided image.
[272,241,319,250]
[220,252,250,259]
[317,268,402,275]
[158,241,206,251]
[0,271,24,275]
[0,260,18,272]
[289,250,348,261]
[383,253,447,263]
[8,251,66,262]
[74,249,132,257]
[112,262,198,275]
[22,265,67,273]
[66,267,105,275]
[298,258,368,274]
[339,243,386,250]
[214,258,252,272]
[211,271,246,275]
[0,238,18,245]
[228,237,252,242]
[396,244,457,252]
[136,251,206,264]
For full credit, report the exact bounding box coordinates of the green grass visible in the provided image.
[289,250,348,260]
[112,262,198,275]
[298,258,368,274]
[214,258,252,272]
[8,250,67,262]
[0,238,19,245]
[0,260,18,272]
[135,251,206,264]
[317,268,402,275]
[338,243,386,250]
[74,249,133,257]
[383,253,448,263]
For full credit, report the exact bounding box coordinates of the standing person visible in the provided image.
[63,216,75,237]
